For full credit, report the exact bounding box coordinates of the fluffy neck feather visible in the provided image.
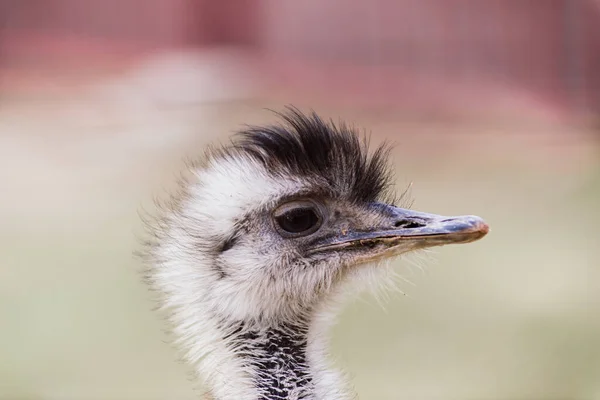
[173,294,354,400]
[149,232,356,400]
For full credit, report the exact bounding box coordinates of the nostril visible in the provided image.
[394,219,425,229]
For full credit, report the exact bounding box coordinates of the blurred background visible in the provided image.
[1,1,599,399]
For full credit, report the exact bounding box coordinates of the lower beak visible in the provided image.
[315,205,489,252]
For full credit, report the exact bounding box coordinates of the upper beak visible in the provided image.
[313,204,489,253]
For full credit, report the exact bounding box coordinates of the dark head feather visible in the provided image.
[229,107,394,203]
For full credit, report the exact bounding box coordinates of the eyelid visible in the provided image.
[272,199,320,218]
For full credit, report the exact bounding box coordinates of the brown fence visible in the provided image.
[1,0,598,113]
[259,0,599,113]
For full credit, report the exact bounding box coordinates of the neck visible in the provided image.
[185,306,353,400]
[228,319,313,399]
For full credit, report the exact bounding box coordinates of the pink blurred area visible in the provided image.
[1,0,599,121]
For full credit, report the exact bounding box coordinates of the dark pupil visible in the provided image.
[277,208,318,233]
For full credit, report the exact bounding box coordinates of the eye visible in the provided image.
[273,200,323,238]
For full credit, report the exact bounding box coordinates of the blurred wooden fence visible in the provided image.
[1,0,598,113]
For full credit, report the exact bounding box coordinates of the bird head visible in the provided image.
[145,108,488,325]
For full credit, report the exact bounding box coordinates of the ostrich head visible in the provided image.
[142,108,489,400]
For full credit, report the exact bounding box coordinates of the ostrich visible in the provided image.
[141,108,489,400]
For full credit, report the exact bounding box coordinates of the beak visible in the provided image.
[313,204,489,253]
